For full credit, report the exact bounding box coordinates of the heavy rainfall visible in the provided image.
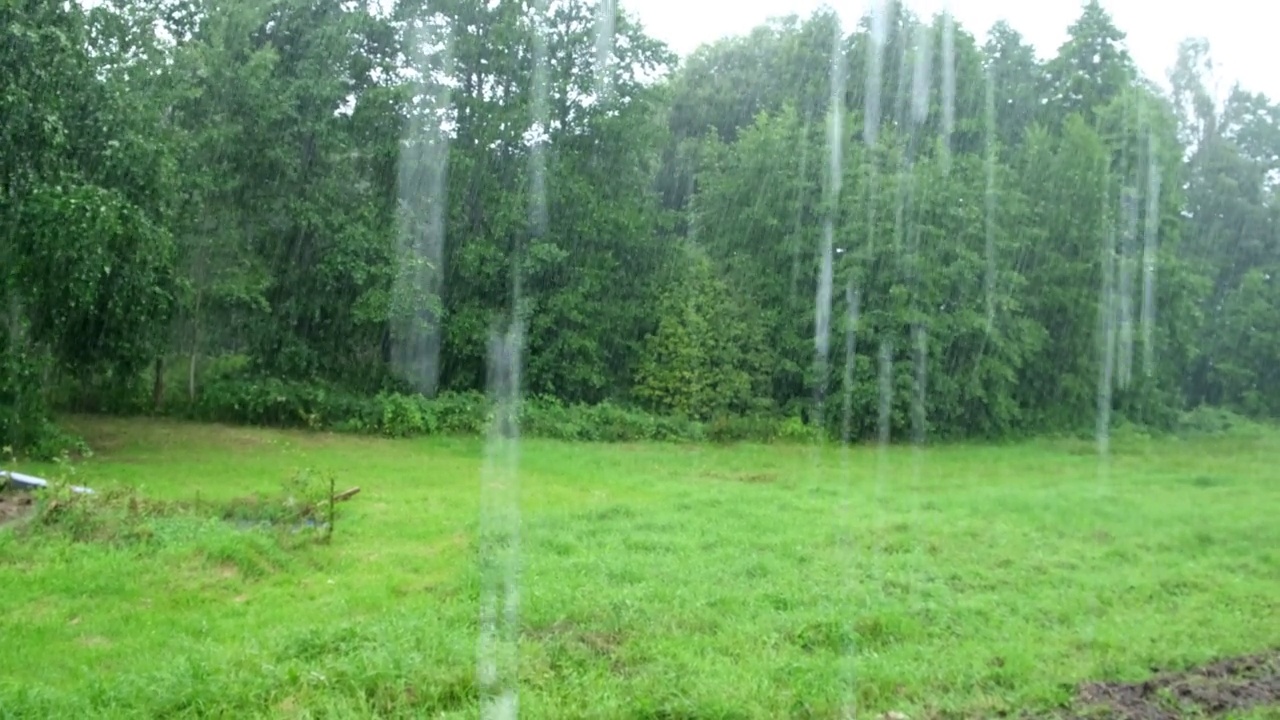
[1,0,1278,717]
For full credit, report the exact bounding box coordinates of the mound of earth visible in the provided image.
[1073,650,1280,719]
[0,490,36,526]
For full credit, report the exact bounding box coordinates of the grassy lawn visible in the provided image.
[1,416,1278,718]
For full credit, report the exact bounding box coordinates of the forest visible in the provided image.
[3,0,1279,455]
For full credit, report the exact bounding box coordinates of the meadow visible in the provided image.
[1,416,1278,719]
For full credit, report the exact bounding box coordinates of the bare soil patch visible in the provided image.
[528,620,627,673]
[0,491,36,526]
[701,470,778,484]
[1071,650,1280,719]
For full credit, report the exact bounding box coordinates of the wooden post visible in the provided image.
[327,475,335,543]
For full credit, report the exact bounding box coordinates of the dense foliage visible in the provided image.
[2,0,1277,454]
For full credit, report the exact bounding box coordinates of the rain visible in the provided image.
[1,0,1278,717]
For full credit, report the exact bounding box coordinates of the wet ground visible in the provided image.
[1072,650,1280,719]
[0,490,35,526]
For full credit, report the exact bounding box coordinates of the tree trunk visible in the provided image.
[188,350,198,404]
[188,292,201,404]
[152,356,165,412]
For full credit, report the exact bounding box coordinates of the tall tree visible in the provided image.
[983,21,1042,151]
[1044,1,1135,126]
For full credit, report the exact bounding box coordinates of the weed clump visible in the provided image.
[10,468,345,547]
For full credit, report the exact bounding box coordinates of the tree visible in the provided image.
[2,0,176,449]
[983,21,1042,151]
[634,244,768,420]
[1044,1,1135,126]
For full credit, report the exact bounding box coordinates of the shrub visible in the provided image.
[777,415,821,443]
[705,414,783,443]
[520,396,584,441]
[374,392,437,437]
[159,375,868,446]
[430,392,489,435]
[0,343,87,460]
[171,377,707,444]
[1176,406,1263,437]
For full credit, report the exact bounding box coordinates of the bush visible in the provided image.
[0,343,87,460]
[1176,406,1264,437]
[106,372,1278,448]
[519,395,584,440]
[705,414,782,443]
[146,372,907,446]
[374,391,437,437]
[777,415,821,443]
[430,391,489,435]
[0,416,88,461]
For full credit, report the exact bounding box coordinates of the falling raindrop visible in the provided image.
[878,340,894,450]
[940,8,955,173]
[477,2,550,715]
[594,0,616,99]
[478,322,524,720]
[841,282,860,445]
[860,0,885,355]
[1142,132,1161,376]
[984,66,997,333]
[791,109,813,297]
[529,3,550,243]
[910,22,932,127]
[837,278,860,720]
[1117,186,1139,389]
[864,0,887,147]
[816,218,835,419]
[908,22,930,473]
[392,17,453,397]
[1097,223,1118,462]
[912,325,927,448]
[814,19,844,426]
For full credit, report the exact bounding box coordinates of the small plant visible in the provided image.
[28,481,178,544]
[220,468,343,540]
[17,468,347,547]
[777,415,819,443]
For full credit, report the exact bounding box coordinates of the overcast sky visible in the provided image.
[627,0,1279,102]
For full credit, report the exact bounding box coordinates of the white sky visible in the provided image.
[628,0,1280,101]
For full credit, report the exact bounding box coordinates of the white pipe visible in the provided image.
[1,469,94,494]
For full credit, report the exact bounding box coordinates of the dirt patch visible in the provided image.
[529,620,622,653]
[423,532,469,557]
[701,470,778,484]
[528,620,626,673]
[1071,650,1280,719]
[0,491,36,526]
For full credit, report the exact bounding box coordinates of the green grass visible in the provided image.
[1,416,1278,719]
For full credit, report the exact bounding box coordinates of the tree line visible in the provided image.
[2,0,1278,454]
